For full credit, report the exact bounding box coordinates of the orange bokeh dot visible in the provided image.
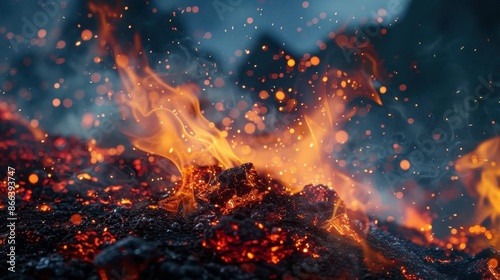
[275,90,285,101]
[214,77,224,87]
[63,98,72,108]
[29,174,39,184]
[489,258,498,269]
[310,56,320,66]
[52,98,61,107]
[335,130,349,144]
[71,214,83,225]
[244,123,256,134]
[222,117,232,127]
[380,86,387,94]
[38,29,47,38]
[400,159,411,170]
[90,73,101,83]
[30,119,39,128]
[96,84,107,95]
[81,29,93,41]
[259,90,269,99]
[81,113,94,129]
[56,40,66,49]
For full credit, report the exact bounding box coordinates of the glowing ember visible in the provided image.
[202,218,292,264]
[1,116,499,278]
[61,230,117,262]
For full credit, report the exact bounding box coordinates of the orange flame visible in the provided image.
[234,68,384,212]
[455,136,500,247]
[0,102,45,141]
[90,4,240,213]
[90,4,385,216]
[401,207,434,245]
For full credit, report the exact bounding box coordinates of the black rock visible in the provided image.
[34,254,65,279]
[93,236,157,279]
[213,163,266,202]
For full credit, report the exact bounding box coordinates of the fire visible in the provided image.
[90,4,241,213]
[90,2,385,216]
[158,165,221,214]
[455,136,500,247]
[39,204,51,212]
[233,68,385,213]
[401,207,434,245]
[0,103,45,141]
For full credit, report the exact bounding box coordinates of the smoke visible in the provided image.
[152,0,412,71]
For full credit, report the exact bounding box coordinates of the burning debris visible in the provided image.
[1,115,500,279]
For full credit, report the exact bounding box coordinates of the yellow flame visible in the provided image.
[455,136,500,247]
[90,4,240,213]
[233,69,383,211]
[90,4,385,215]
[118,63,240,170]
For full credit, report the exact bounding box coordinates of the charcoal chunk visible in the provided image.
[209,163,268,214]
[215,163,266,199]
[159,261,184,278]
[289,184,345,226]
[93,236,157,279]
[34,254,66,279]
